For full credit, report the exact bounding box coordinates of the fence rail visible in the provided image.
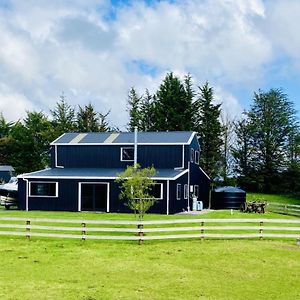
[267,202,300,217]
[0,217,300,243]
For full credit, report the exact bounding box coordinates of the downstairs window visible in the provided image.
[29,182,58,197]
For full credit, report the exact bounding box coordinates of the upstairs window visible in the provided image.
[190,148,194,162]
[121,147,134,161]
[195,151,200,164]
[29,182,58,197]
[176,184,181,200]
[148,183,163,200]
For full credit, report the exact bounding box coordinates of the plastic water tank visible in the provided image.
[212,186,246,209]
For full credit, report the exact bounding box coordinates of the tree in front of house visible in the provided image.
[116,164,156,220]
[193,82,223,179]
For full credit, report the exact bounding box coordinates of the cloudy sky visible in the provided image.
[0,0,300,129]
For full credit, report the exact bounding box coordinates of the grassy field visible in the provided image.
[0,236,299,300]
[247,192,300,205]
[0,205,298,220]
[0,206,300,299]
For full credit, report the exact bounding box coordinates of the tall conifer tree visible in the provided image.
[194,82,223,179]
[127,87,142,132]
[153,72,194,131]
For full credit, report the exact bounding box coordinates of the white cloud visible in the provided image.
[0,0,299,128]
[263,0,300,65]
[116,0,271,82]
[0,84,36,121]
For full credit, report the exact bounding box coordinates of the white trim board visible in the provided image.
[29,181,59,198]
[51,142,193,146]
[78,182,110,212]
[199,166,211,180]
[19,169,189,181]
[51,133,66,144]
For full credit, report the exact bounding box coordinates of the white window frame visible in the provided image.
[176,184,181,200]
[184,184,188,199]
[78,182,110,212]
[120,147,134,162]
[29,181,58,198]
[195,150,200,164]
[194,185,199,198]
[150,183,163,200]
[190,148,194,163]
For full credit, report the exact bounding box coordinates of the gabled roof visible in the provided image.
[0,165,15,172]
[19,167,188,181]
[51,131,196,145]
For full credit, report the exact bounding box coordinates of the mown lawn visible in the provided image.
[0,205,298,220]
[0,207,300,299]
[0,237,299,300]
[247,192,300,205]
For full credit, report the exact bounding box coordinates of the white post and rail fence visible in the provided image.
[0,217,300,244]
[267,202,300,217]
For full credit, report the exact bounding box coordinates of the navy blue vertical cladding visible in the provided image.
[113,180,167,214]
[138,145,182,169]
[189,164,210,208]
[50,146,55,168]
[22,178,168,213]
[187,134,211,208]
[18,179,26,210]
[169,173,189,214]
[26,179,78,211]
[57,145,125,168]
[56,145,183,169]
[147,180,167,214]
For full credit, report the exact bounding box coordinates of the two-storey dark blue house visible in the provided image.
[18,131,210,214]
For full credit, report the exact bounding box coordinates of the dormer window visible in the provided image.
[121,147,134,161]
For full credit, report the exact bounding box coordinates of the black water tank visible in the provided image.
[212,186,246,209]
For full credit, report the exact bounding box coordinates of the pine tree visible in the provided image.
[98,111,111,132]
[153,72,194,131]
[220,114,235,184]
[77,103,100,132]
[194,82,223,179]
[246,89,296,192]
[0,113,13,138]
[140,89,155,131]
[51,93,75,136]
[127,87,142,132]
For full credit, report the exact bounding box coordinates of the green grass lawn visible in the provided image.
[0,237,299,300]
[247,192,300,205]
[0,207,300,299]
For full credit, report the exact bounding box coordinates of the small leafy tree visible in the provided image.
[116,164,156,220]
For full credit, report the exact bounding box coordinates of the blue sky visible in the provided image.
[0,0,300,128]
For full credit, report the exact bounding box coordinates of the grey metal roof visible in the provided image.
[0,165,15,171]
[52,131,195,145]
[19,167,188,181]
